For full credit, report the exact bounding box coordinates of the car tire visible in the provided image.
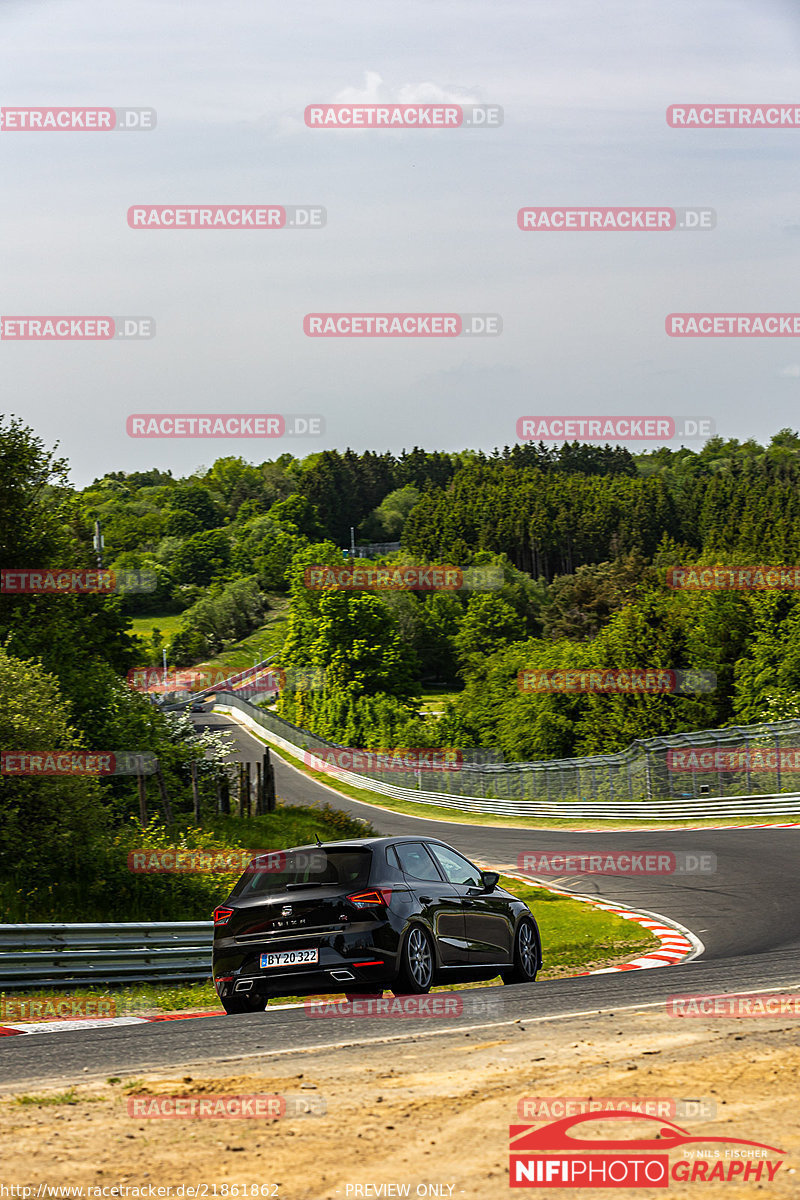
[220,992,265,1014]
[391,925,435,995]
[501,917,540,985]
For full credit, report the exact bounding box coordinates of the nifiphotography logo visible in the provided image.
[509,1112,786,1187]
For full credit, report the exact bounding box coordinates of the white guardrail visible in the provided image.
[214,698,800,820]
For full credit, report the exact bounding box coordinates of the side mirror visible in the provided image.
[480,871,499,892]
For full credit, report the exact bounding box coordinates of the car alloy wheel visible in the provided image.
[394,925,434,994]
[502,917,539,984]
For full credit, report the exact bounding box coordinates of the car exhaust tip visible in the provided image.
[329,969,355,981]
[235,979,254,992]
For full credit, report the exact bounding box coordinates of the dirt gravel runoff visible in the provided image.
[1,1009,797,1199]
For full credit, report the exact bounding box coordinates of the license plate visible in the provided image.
[260,948,319,969]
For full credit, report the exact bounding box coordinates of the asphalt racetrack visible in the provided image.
[2,711,798,1089]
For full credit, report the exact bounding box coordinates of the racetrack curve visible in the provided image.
[2,711,798,1089]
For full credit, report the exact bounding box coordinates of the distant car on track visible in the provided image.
[212,835,541,1014]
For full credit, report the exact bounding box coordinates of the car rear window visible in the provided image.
[230,848,372,897]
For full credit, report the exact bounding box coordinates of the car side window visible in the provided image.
[383,844,407,882]
[428,844,482,887]
[395,842,444,882]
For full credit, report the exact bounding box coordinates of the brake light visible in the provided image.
[213,906,234,925]
[347,889,392,907]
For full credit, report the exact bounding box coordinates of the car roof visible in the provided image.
[260,835,453,854]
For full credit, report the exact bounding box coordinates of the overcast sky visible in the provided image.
[1,0,799,485]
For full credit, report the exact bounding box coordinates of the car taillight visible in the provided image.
[213,906,234,925]
[347,889,392,908]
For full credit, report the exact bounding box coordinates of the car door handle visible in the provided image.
[461,899,477,906]
[418,895,433,904]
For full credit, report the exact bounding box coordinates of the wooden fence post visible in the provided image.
[154,767,173,825]
[264,750,276,813]
[191,761,201,824]
[137,773,147,825]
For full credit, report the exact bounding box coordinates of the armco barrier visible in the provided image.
[213,693,800,819]
[0,922,213,988]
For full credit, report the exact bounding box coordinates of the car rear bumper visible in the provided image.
[213,928,399,999]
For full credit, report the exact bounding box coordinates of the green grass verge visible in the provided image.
[417,687,461,715]
[127,595,289,669]
[191,805,375,852]
[191,597,289,681]
[128,612,185,647]
[498,873,656,977]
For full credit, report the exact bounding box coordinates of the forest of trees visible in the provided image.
[6,414,800,917]
[66,428,800,761]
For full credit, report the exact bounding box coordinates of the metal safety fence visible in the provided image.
[0,922,213,988]
[214,693,800,818]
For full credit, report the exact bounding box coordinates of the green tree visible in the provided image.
[453,594,525,673]
[171,530,232,586]
[0,648,109,917]
[359,485,421,541]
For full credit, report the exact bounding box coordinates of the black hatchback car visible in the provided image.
[213,835,541,1013]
